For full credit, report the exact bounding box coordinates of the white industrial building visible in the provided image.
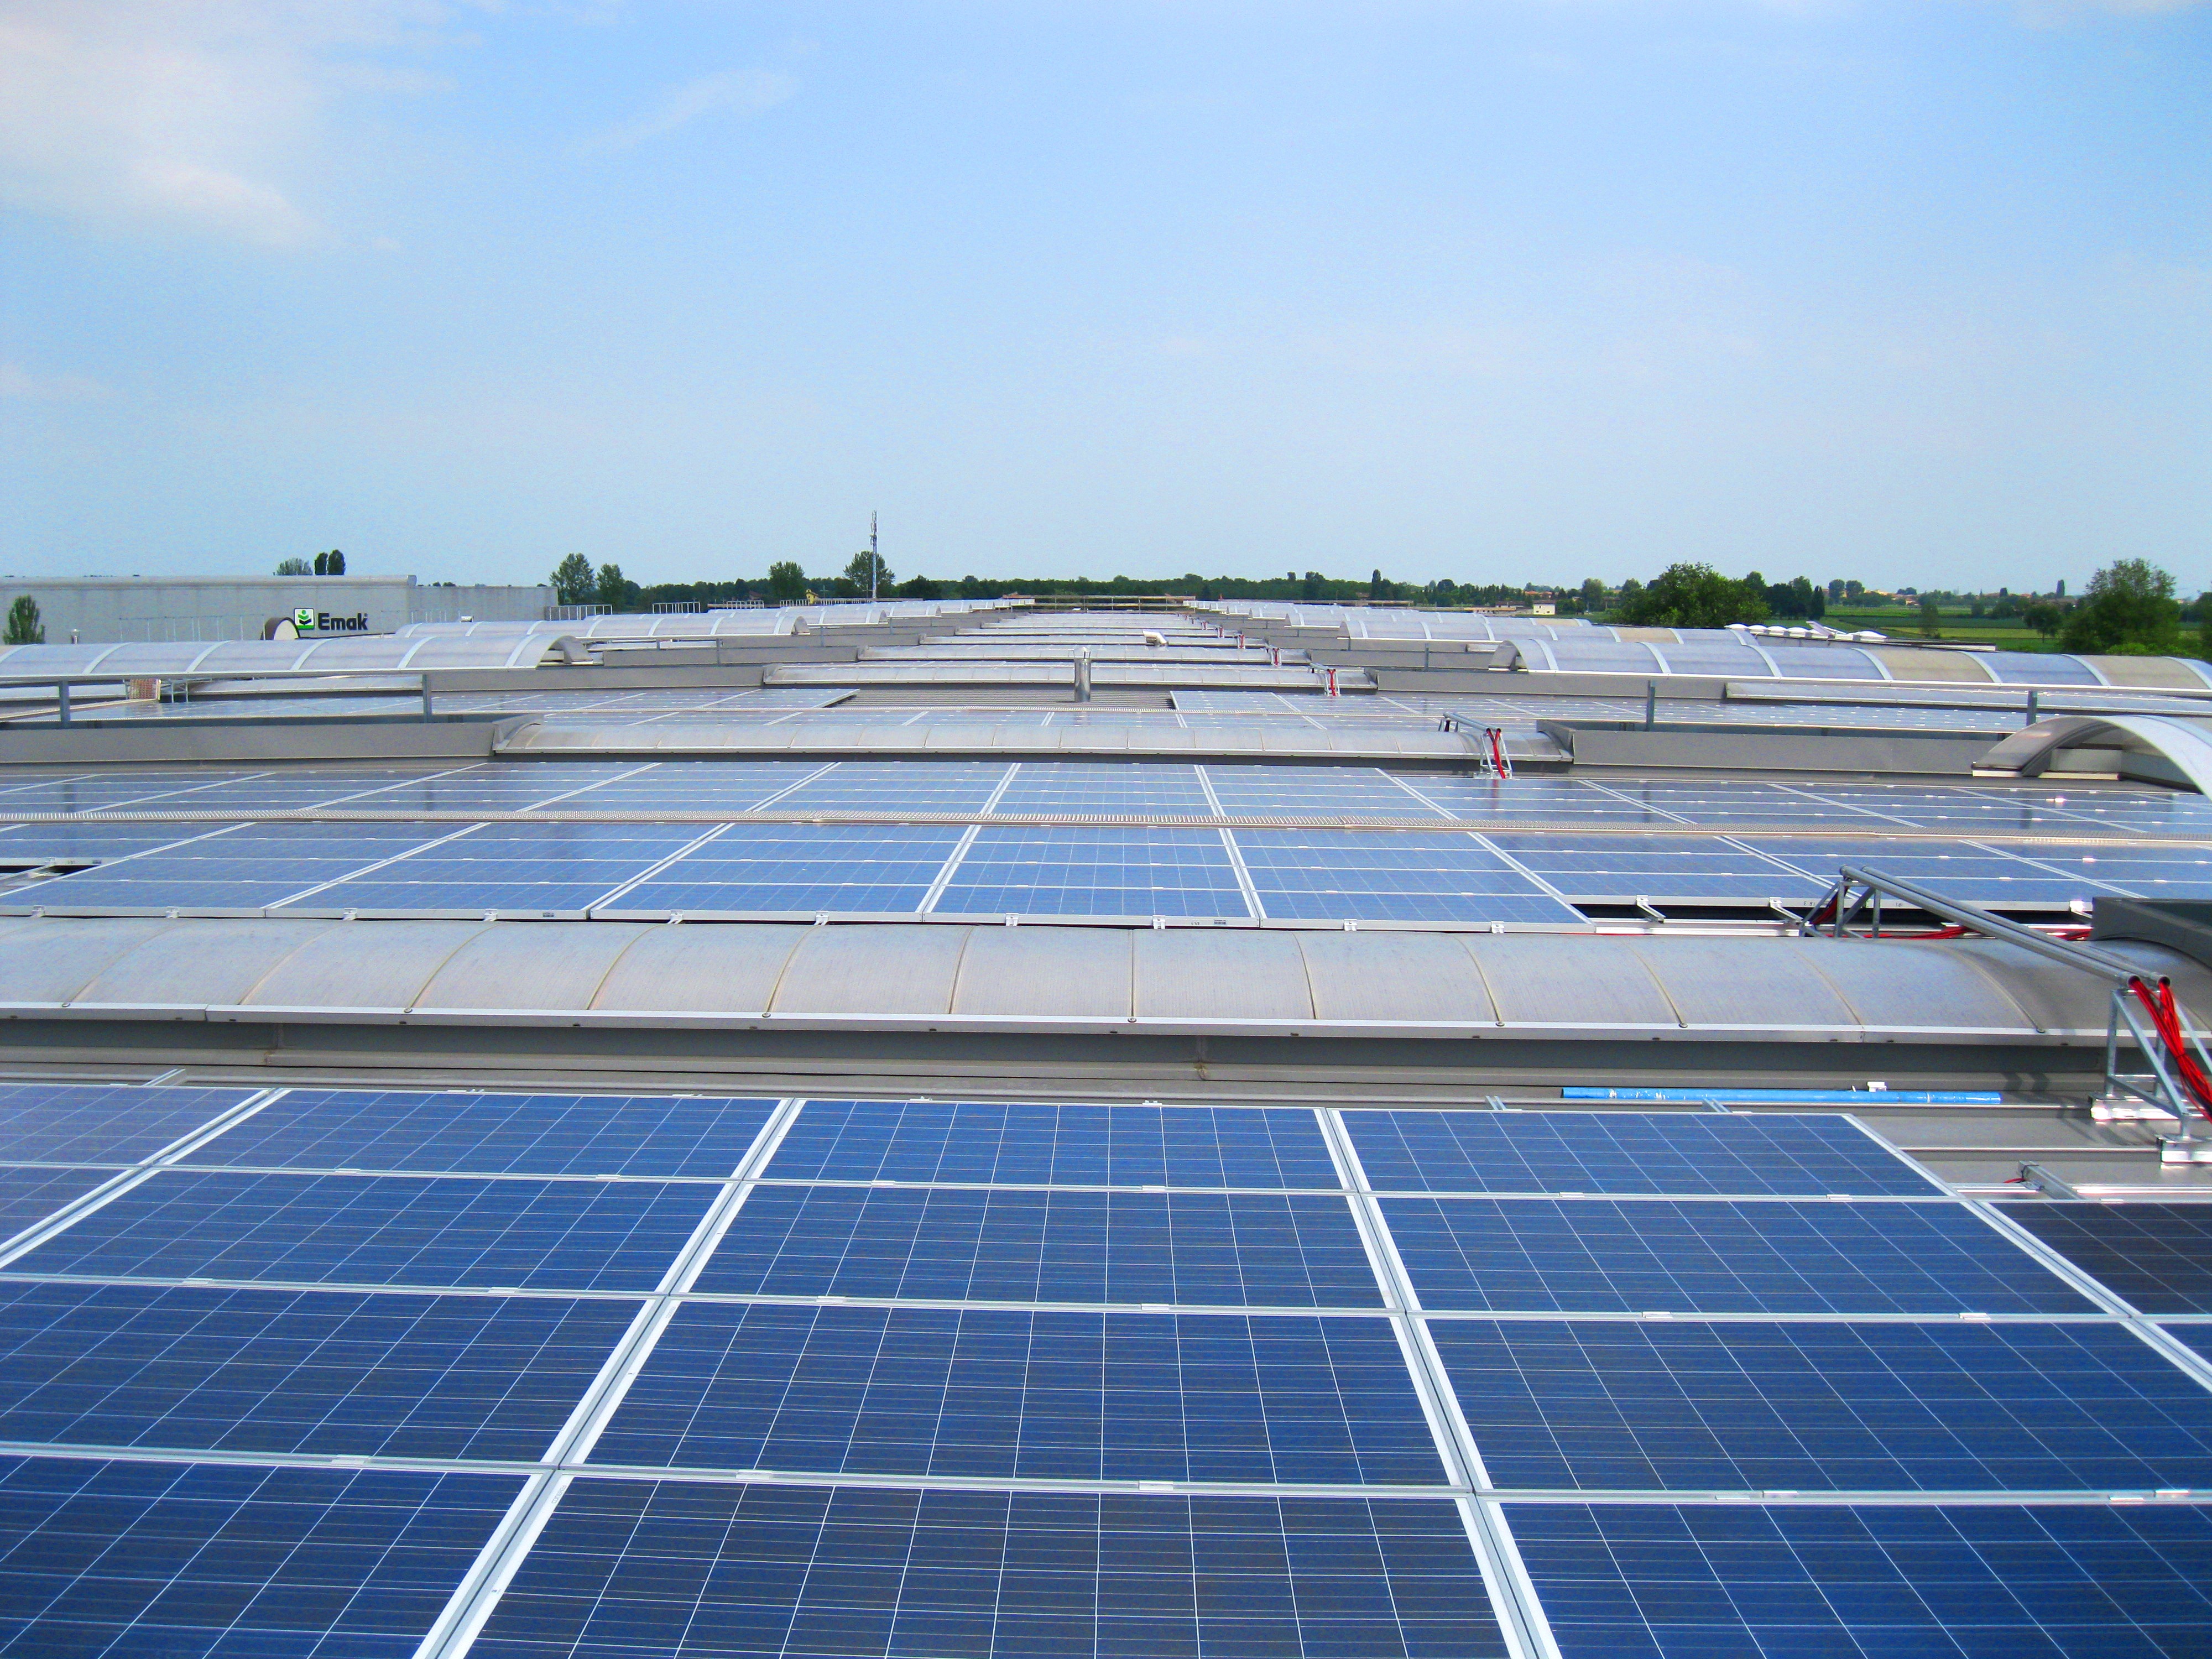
[0,573,554,644]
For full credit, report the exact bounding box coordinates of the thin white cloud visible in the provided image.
[0,1,447,246]
[0,363,111,401]
[584,69,796,154]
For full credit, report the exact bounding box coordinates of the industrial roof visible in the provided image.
[0,602,2209,1655]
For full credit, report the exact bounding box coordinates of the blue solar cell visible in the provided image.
[607,823,964,915]
[189,1089,776,1178]
[596,1303,1440,1484]
[471,1483,1506,1659]
[0,1280,635,1460]
[697,1187,1383,1307]
[2004,846,2212,900]
[1483,833,1823,900]
[1232,831,1582,923]
[1384,1200,2094,1314]
[2006,1203,2212,1314]
[0,1084,254,1165]
[534,760,827,811]
[0,1456,521,1658]
[771,761,1013,813]
[1757,836,2125,905]
[6,821,454,910]
[992,762,1213,815]
[765,1102,1339,1188]
[0,822,231,862]
[1433,1319,2212,1493]
[0,1167,112,1243]
[278,821,705,914]
[933,826,1249,919]
[1202,765,1447,819]
[1509,1501,2212,1659]
[1408,778,1675,823]
[1346,1111,1939,1196]
[15,1170,715,1292]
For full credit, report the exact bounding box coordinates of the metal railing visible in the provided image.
[1803,864,2212,1158]
[0,669,443,726]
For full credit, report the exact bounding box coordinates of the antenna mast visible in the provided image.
[870,512,879,603]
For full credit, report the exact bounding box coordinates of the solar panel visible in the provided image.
[469,1484,1509,1659]
[1396,777,1667,823]
[604,822,965,915]
[1431,1318,2212,1493]
[1754,837,2129,905]
[187,1089,778,1177]
[1484,832,1824,901]
[597,1303,1443,1484]
[764,1102,1340,1188]
[0,1073,2195,1652]
[931,826,1250,920]
[1507,1502,2212,1658]
[1232,831,1582,923]
[16,1170,717,1292]
[1384,1199,2095,1314]
[0,1082,254,1164]
[0,1457,521,1657]
[0,822,232,862]
[2002,843,2212,899]
[1345,1111,1940,1196]
[1201,765,1446,819]
[525,760,824,811]
[696,1186,1384,1306]
[770,761,1014,813]
[8,822,453,910]
[276,821,706,915]
[0,1167,114,1240]
[0,1280,635,1460]
[2004,1202,2212,1313]
[990,761,1214,815]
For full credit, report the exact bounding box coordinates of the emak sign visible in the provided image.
[293,609,371,633]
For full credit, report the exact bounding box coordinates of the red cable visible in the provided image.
[2127,976,2212,1121]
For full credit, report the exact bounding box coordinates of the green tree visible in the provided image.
[896,573,942,599]
[766,560,808,603]
[275,557,314,576]
[2061,559,2182,655]
[1918,594,1940,637]
[1614,563,1768,628]
[1580,577,1606,614]
[3,596,44,645]
[550,553,597,605]
[595,561,639,612]
[326,549,345,575]
[845,550,891,595]
[2198,593,2212,661]
[2022,600,2062,640]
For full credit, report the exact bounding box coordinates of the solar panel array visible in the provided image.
[0,1082,2204,1655]
[7,761,2211,923]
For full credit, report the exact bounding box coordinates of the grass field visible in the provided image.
[1822,609,2054,649]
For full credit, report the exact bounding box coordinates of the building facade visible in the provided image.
[0,575,554,643]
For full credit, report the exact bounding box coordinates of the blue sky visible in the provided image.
[1,1,2206,593]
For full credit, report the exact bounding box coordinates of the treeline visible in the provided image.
[545,549,2201,655]
[1616,559,2204,656]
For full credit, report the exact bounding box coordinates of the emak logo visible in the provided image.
[293,609,369,633]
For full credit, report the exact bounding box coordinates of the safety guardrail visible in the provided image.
[1804,864,2212,1161]
[0,669,442,726]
